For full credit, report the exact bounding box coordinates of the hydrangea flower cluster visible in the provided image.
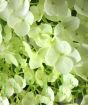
[0,0,88,105]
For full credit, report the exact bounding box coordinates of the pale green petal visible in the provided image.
[23,42,43,69]
[54,24,61,37]
[3,85,14,97]
[55,85,71,102]
[14,20,30,36]
[4,52,18,66]
[35,69,46,86]
[63,16,80,31]
[0,6,12,21]
[23,41,32,57]
[48,69,59,82]
[81,95,88,105]
[40,96,51,104]
[7,13,20,28]
[45,47,58,66]
[44,13,62,22]
[22,92,35,105]
[40,23,52,35]
[69,48,81,63]
[47,87,54,101]
[75,64,88,81]
[66,104,78,105]
[8,0,23,10]
[0,0,7,12]
[30,6,40,21]
[0,24,2,44]
[17,0,29,17]
[55,56,73,74]
[55,40,72,55]
[25,11,34,25]
[24,67,35,84]
[30,5,43,22]
[67,0,76,8]
[2,97,9,105]
[35,34,50,47]
[44,0,68,16]
[8,78,22,93]
[74,0,88,17]
[4,25,12,42]
[14,75,26,89]
[63,74,78,89]
[29,54,42,69]
[44,9,71,22]
[28,27,41,39]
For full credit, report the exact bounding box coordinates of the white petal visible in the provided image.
[45,47,58,66]
[25,11,34,25]
[55,56,73,74]
[7,13,20,28]
[0,0,7,12]
[17,0,29,17]
[14,20,30,36]
[55,40,72,55]
[69,48,81,63]
[48,87,54,101]
[63,16,80,31]
[2,97,9,105]
[44,0,68,16]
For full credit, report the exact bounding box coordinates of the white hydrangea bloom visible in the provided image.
[69,48,81,63]
[56,85,72,102]
[44,0,68,16]
[55,56,73,74]
[63,73,79,89]
[55,40,72,55]
[0,97,9,105]
[0,0,7,12]
[47,87,54,101]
